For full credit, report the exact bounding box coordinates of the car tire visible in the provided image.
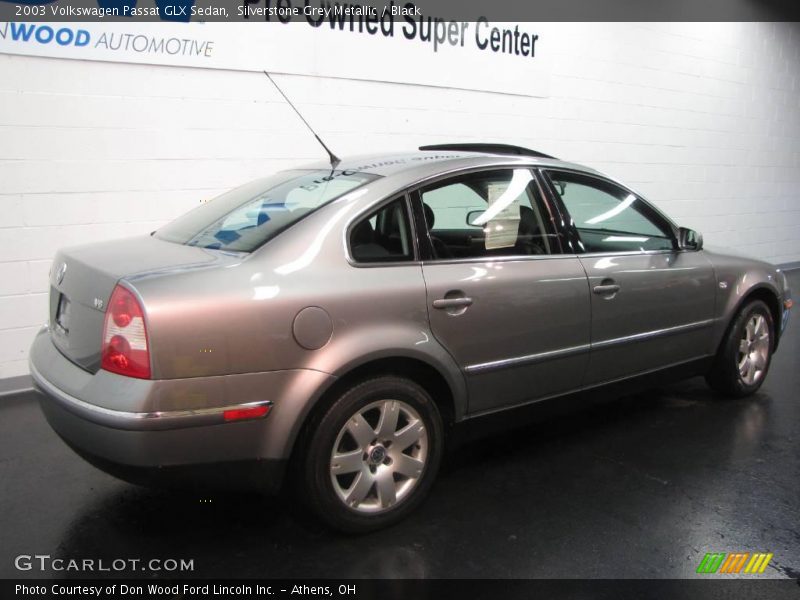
[300,376,443,533]
[706,299,774,397]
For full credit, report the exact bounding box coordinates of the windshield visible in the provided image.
[155,169,379,252]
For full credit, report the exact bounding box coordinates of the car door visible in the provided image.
[542,169,717,385]
[413,167,591,415]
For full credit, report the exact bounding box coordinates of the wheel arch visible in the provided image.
[718,284,783,353]
[286,354,463,472]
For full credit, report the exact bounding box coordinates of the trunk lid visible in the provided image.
[48,235,239,373]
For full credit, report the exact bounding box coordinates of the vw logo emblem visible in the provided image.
[55,263,67,285]
[369,446,386,464]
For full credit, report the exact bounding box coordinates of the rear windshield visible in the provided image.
[155,169,379,252]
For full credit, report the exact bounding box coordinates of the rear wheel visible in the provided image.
[301,376,443,533]
[706,299,774,397]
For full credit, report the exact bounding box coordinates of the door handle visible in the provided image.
[433,297,473,310]
[593,284,621,295]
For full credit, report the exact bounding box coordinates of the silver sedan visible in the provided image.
[30,144,793,532]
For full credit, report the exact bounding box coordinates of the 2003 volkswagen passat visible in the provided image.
[31,144,792,532]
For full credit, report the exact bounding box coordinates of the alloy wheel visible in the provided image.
[329,399,428,514]
[737,313,770,385]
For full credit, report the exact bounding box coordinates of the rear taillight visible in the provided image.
[101,284,151,379]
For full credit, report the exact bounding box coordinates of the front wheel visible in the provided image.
[301,376,443,533]
[706,299,774,397]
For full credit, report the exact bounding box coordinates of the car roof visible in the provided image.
[301,150,602,182]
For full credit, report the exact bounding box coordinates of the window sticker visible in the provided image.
[483,182,522,250]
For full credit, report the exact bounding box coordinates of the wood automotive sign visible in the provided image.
[0,0,551,97]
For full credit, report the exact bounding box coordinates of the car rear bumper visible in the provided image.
[31,356,274,431]
[29,327,335,492]
[39,393,288,492]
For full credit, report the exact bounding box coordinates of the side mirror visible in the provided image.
[466,210,485,227]
[679,227,703,251]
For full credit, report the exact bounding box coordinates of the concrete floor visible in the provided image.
[1,271,798,580]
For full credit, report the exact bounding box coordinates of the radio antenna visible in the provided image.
[263,71,340,169]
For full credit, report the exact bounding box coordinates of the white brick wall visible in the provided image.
[1,22,799,380]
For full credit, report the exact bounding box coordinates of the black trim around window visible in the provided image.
[409,191,435,261]
[531,168,580,254]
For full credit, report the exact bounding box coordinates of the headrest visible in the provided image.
[518,205,537,232]
[423,203,435,230]
[351,220,374,246]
